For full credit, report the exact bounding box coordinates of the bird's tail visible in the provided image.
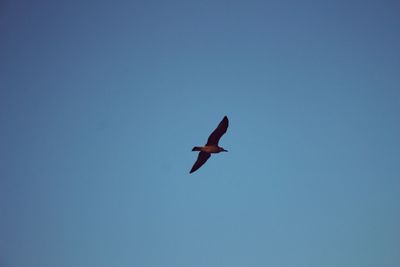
[192,146,202,151]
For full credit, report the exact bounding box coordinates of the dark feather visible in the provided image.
[206,116,229,146]
[190,152,211,173]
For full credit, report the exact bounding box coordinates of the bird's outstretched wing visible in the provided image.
[190,152,211,173]
[206,116,229,146]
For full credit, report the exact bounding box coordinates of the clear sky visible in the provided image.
[1,0,400,266]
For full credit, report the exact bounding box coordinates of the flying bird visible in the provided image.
[190,116,229,173]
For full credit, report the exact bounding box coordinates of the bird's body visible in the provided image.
[192,146,226,153]
[190,116,229,173]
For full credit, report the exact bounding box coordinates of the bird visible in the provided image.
[190,116,229,173]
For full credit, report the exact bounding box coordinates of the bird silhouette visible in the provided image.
[190,116,229,173]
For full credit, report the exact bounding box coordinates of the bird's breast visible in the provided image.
[201,146,220,153]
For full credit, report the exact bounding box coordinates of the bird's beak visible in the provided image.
[223,149,228,152]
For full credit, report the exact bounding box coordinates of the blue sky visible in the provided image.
[1,0,400,266]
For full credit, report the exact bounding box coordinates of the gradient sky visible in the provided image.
[1,0,400,266]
